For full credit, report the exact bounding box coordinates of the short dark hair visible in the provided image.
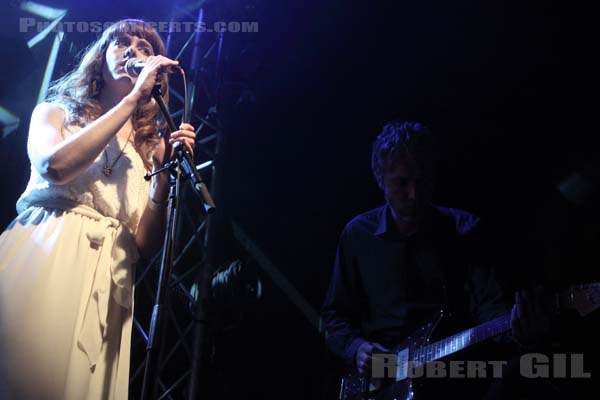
[371,121,436,188]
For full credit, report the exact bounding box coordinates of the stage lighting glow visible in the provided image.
[0,106,21,139]
[27,14,67,48]
[20,1,67,20]
[37,31,64,104]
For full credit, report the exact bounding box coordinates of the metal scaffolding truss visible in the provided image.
[128,3,227,399]
[128,2,326,397]
[129,2,328,397]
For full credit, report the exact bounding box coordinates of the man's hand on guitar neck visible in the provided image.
[355,341,391,376]
[510,285,552,348]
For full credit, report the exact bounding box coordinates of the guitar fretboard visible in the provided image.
[411,314,510,365]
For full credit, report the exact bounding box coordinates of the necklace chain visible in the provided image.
[103,129,134,177]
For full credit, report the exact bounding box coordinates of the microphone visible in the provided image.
[125,58,181,77]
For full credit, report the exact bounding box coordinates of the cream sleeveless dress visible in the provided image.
[0,121,151,399]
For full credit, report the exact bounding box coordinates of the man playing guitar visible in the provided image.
[322,121,555,399]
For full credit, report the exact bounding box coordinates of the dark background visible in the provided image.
[1,0,596,399]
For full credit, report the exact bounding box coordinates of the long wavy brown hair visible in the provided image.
[46,19,169,170]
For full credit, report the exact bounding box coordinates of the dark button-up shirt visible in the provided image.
[322,204,509,365]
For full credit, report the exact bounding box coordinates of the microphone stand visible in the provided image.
[140,81,216,400]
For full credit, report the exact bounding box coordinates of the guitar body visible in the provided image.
[339,313,444,400]
[338,283,600,400]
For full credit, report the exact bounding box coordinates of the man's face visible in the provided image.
[381,156,433,222]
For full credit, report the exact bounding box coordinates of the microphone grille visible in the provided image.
[124,58,140,77]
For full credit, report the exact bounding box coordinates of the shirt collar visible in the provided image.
[374,204,393,236]
[375,204,437,238]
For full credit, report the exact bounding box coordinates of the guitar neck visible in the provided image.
[410,282,600,365]
[411,314,511,365]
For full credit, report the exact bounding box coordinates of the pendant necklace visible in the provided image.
[103,128,134,177]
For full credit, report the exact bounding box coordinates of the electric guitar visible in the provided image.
[339,283,600,400]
